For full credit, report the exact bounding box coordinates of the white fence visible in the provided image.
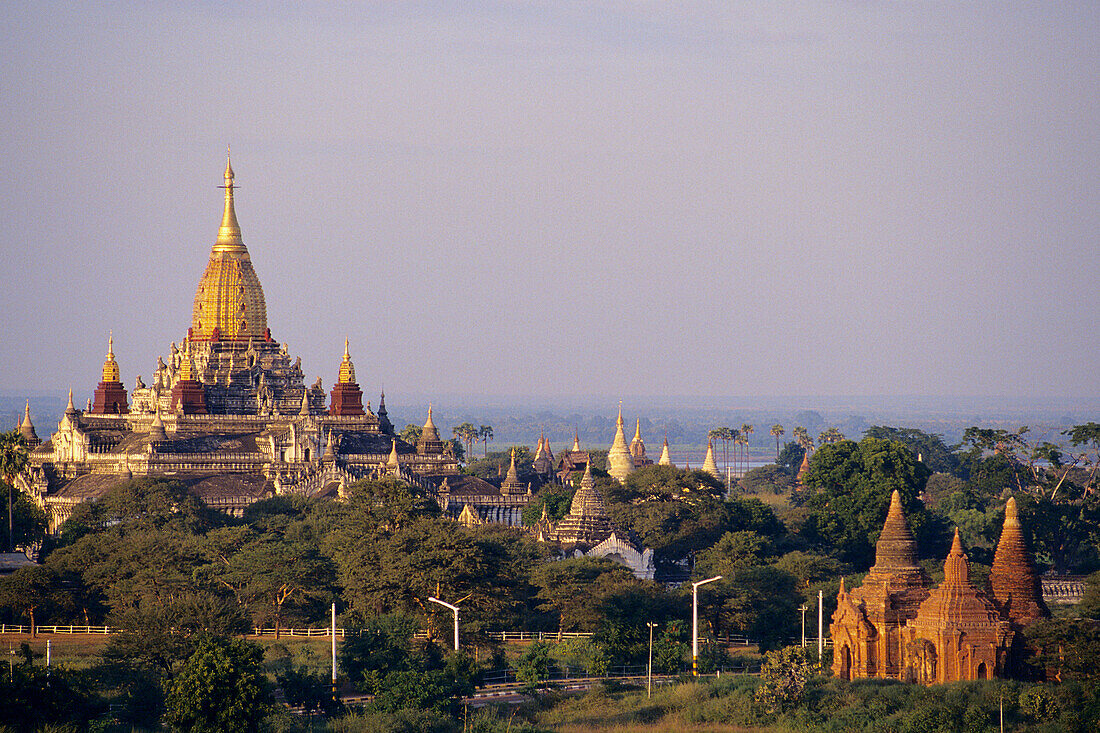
[0,625,112,634]
[0,625,828,648]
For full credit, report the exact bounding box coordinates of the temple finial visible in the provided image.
[215,146,243,251]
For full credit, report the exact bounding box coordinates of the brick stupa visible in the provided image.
[990,497,1050,627]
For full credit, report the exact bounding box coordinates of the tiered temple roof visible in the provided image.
[18,154,464,531]
[547,463,616,549]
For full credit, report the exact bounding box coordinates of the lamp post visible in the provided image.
[692,575,722,677]
[647,621,658,698]
[817,589,824,663]
[428,596,461,651]
[331,602,337,702]
[799,604,807,648]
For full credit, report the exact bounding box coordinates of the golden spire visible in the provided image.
[102,332,121,383]
[633,418,642,443]
[214,146,244,253]
[505,448,520,484]
[572,429,581,452]
[192,152,268,341]
[19,401,38,443]
[617,401,624,427]
[178,342,195,381]
[657,434,671,466]
[66,388,76,414]
[702,438,719,477]
[387,438,400,469]
[338,338,357,384]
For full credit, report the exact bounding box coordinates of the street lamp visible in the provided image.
[428,596,462,651]
[817,589,824,663]
[799,604,807,648]
[647,621,658,698]
[692,575,722,677]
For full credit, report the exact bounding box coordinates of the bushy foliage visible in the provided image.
[754,645,817,713]
[164,634,270,733]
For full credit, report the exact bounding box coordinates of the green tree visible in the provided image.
[738,464,794,495]
[863,425,959,475]
[341,614,478,714]
[777,441,805,476]
[399,424,422,444]
[774,551,845,591]
[521,484,574,525]
[801,436,934,567]
[0,482,47,553]
[164,634,270,733]
[1079,571,1100,620]
[818,426,845,445]
[1026,619,1100,682]
[531,557,637,638]
[0,564,62,635]
[105,593,251,676]
[202,525,336,638]
[0,430,31,552]
[516,640,553,687]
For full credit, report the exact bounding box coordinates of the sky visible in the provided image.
[1,1,1098,406]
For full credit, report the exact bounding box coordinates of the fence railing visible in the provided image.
[1,625,831,649]
[0,625,112,634]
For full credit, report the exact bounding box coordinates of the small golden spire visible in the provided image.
[617,401,624,426]
[338,338,356,384]
[66,388,76,413]
[179,342,195,381]
[633,418,642,443]
[1004,496,1020,527]
[214,146,244,252]
[102,332,121,383]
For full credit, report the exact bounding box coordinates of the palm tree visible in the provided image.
[770,424,785,462]
[739,424,754,476]
[1,430,30,552]
[793,426,813,453]
[819,427,845,445]
[709,427,736,487]
[479,425,494,458]
[452,423,478,462]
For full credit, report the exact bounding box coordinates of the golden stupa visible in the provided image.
[190,149,268,341]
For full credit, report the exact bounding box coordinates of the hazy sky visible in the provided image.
[2,1,1097,405]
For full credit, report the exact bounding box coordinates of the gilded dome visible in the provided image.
[191,151,268,341]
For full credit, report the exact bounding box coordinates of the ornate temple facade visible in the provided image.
[539,462,654,580]
[17,154,475,530]
[830,492,1047,684]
